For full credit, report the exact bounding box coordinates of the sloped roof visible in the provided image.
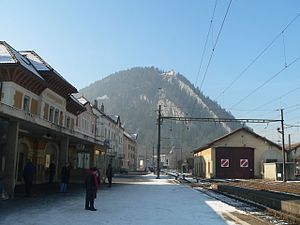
[193,127,282,153]
[0,41,44,80]
[287,142,300,151]
[20,50,78,97]
[20,50,50,71]
[66,95,86,116]
[124,131,138,141]
[109,115,120,123]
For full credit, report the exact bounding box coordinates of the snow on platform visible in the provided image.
[0,175,263,225]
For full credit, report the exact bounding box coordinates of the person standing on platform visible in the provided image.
[85,168,98,211]
[60,162,70,193]
[23,159,36,197]
[49,161,56,184]
[106,164,113,188]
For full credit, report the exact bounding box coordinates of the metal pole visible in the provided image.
[157,105,161,179]
[288,134,291,162]
[180,147,182,173]
[280,109,286,182]
[152,143,154,169]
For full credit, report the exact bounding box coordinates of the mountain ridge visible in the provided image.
[79,67,241,157]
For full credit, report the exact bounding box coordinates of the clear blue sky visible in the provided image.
[2,0,300,143]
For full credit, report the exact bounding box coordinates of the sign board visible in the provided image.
[221,159,229,168]
[240,159,249,168]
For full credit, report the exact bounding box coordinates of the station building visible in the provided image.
[193,127,283,179]
[0,41,107,198]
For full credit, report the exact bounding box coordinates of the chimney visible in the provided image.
[100,103,104,112]
[94,99,98,109]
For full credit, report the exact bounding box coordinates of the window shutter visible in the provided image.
[44,103,49,120]
[31,98,38,115]
[14,91,23,109]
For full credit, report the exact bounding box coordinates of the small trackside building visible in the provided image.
[193,127,282,179]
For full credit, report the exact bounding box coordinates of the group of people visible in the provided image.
[22,159,114,211]
[22,159,71,197]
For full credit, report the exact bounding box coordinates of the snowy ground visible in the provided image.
[0,174,274,225]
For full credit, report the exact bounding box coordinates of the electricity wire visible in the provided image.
[214,12,300,101]
[191,0,233,116]
[229,55,300,110]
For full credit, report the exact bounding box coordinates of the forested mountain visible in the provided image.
[79,67,241,157]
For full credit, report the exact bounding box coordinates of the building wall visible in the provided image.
[2,81,78,131]
[76,105,96,138]
[194,148,212,178]
[123,133,137,171]
[15,136,60,184]
[93,105,124,172]
[40,89,66,126]
[3,82,40,113]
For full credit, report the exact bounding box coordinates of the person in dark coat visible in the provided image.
[59,162,70,193]
[85,168,98,211]
[23,159,36,197]
[48,161,56,183]
[106,164,113,188]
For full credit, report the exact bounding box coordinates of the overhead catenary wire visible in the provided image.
[193,0,218,87]
[282,32,288,68]
[229,55,300,110]
[238,85,300,118]
[198,0,233,92]
[191,0,233,116]
[214,12,300,101]
[189,0,218,120]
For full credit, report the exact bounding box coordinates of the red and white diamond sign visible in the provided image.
[221,159,229,168]
[240,159,249,168]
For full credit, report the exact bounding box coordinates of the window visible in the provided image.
[91,123,94,134]
[71,118,74,129]
[59,111,63,125]
[66,117,70,128]
[49,106,54,122]
[77,152,90,169]
[23,95,30,112]
[45,154,51,168]
[54,109,59,124]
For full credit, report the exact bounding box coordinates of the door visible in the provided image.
[216,147,254,179]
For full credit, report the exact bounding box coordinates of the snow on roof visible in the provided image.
[0,41,44,80]
[70,94,83,105]
[124,131,138,141]
[77,96,89,105]
[21,50,77,91]
[20,51,50,71]
[109,115,119,123]
[0,44,15,63]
